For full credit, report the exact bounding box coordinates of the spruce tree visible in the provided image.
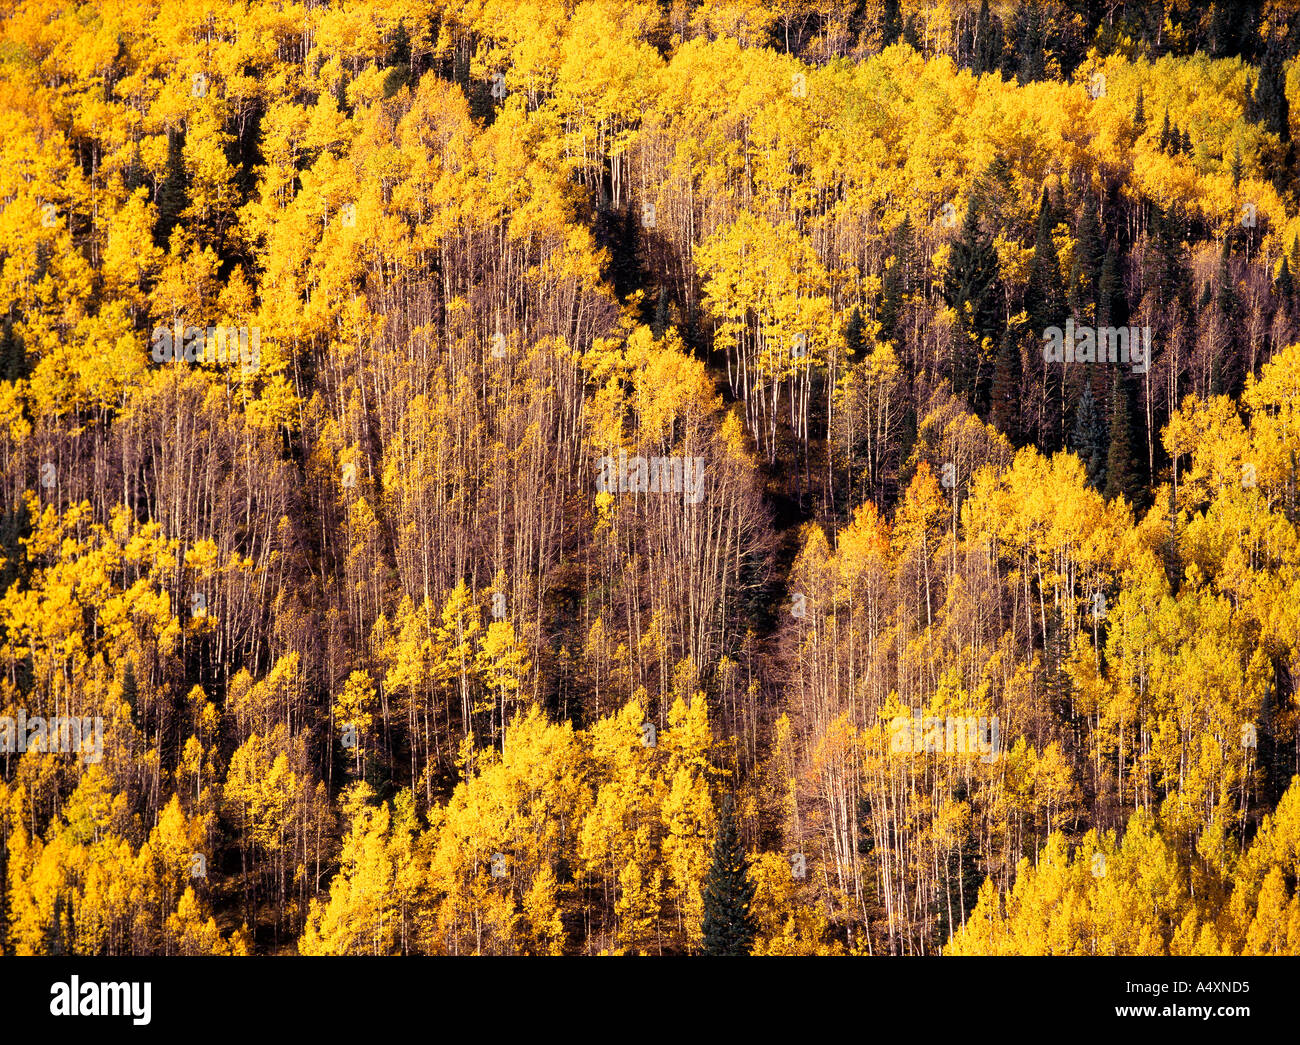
[1075,195,1104,303]
[701,797,755,956]
[156,128,188,246]
[844,305,867,357]
[1096,240,1120,328]
[0,318,23,382]
[972,0,999,75]
[1216,238,1238,319]
[384,21,413,95]
[1133,85,1145,129]
[942,193,1001,405]
[123,145,146,194]
[1070,382,1107,490]
[1015,6,1045,84]
[652,289,671,338]
[901,14,921,50]
[1254,46,1292,142]
[943,193,1000,337]
[989,327,1020,441]
[1104,373,1143,505]
[881,0,902,47]
[1024,187,1065,334]
[1150,204,1190,315]
[1278,256,1294,303]
[122,659,139,720]
[878,217,913,346]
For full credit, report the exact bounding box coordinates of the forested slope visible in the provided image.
[1,0,1300,955]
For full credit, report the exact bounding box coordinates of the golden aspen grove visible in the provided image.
[2,0,1300,964]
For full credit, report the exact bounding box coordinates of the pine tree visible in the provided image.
[652,289,671,338]
[1254,46,1291,142]
[156,128,188,246]
[1075,195,1104,301]
[1216,238,1238,319]
[1070,382,1107,490]
[1097,239,1121,328]
[384,21,413,95]
[881,0,902,47]
[1150,204,1190,315]
[1015,6,1045,83]
[122,659,139,720]
[972,0,999,75]
[123,145,146,194]
[1104,373,1143,505]
[943,193,1002,405]
[1024,187,1065,334]
[700,797,755,956]
[1278,256,1294,303]
[0,318,23,382]
[943,192,1001,338]
[1133,85,1145,128]
[878,217,913,346]
[989,328,1020,441]
[901,13,921,50]
[844,305,867,357]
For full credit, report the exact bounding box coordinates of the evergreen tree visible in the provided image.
[1075,196,1103,292]
[1104,373,1143,505]
[122,659,139,720]
[389,20,411,70]
[1208,2,1234,59]
[1070,382,1107,490]
[1150,204,1191,315]
[123,145,146,194]
[1133,85,1145,128]
[942,192,1002,404]
[1024,187,1066,334]
[156,128,188,246]
[881,0,902,47]
[1096,239,1121,328]
[1015,6,1045,83]
[700,797,755,957]
[878,217,913,345]
[1216,238,1238,319]
[384,21,414,95]
[989,327,1020,441]
[901,14,921,51]
[844,305,867,357]
[972,0,1000,75]
[0,489,31,596]
[0,318,23,382]
[1278,256,1294,299]
[1069,195,1103,324]
[1254,45,1292,142]
[1231,141,1243,190]
[652,289,671,338]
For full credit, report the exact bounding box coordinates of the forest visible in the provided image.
[1,0,1300,957]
